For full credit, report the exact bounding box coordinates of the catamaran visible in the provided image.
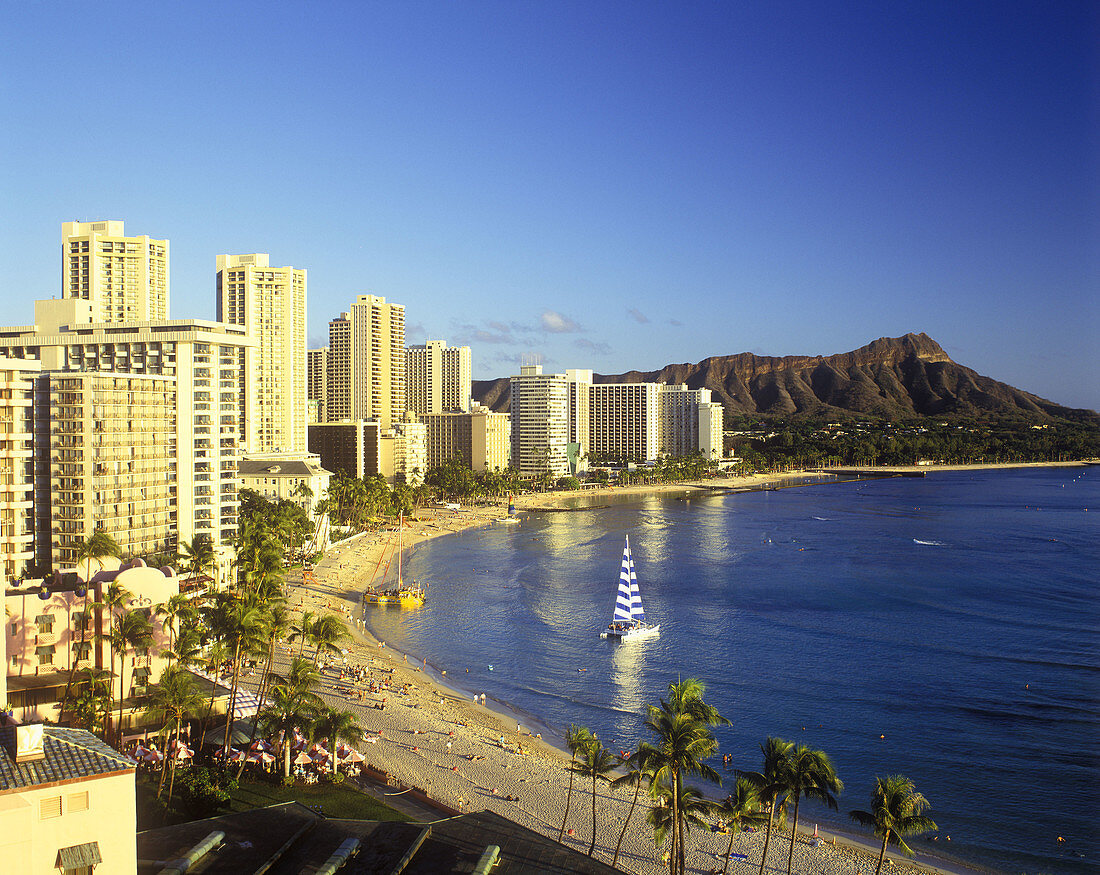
[600,535,659,641]
[364,514,425,607]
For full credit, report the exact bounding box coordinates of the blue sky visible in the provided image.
[2,1,1097,409]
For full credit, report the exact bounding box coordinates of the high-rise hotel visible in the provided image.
[405,340,471,415]
[316,295,405,428]
[216,254,307,453]
[62,220,169,323]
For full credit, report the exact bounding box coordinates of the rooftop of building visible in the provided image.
[0,725,134,793]
[137,804,619,874]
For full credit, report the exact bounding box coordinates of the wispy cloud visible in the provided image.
[540,310,581,333]
[574,338,611,355]
[627,308,649,324]
[668,318,683,327]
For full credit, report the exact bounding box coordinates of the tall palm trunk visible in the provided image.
[117,652,127,745]
[589,771,597,856]
[875,829,891,875]
[559,760,576,842]
[612,777,643,868]
[677,770,686,875]
[758,799,776,875]
[165,715,182,814]
[786,794,802,875]
[222,638,243,762]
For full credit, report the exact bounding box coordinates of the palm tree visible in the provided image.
[849,775,937,875]
[179,534,216,588]
[610,745,656,869]
[779,744,843,875]
[307,613,348,665]
[570,734,617,856]
[558,724,593,842]
[257,658,324,779]
[108,611,153,742]
[739,737,794,875]
[144,665,204,805]
[646,777,714,874]
[76,528,122,579]
[311,705,366,775]
[713,778,768,875]
[288,611,315,657]
[642,679,725,875]
[66,667,113,733]
[156,593,197,664]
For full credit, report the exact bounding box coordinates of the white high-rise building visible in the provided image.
[324,295,405,429]
[0,357,39,581]
[589,383,661,462]
[62,220,169,323]
[216,253,307,453]
[0,299,253,561]
[658,385,724,459]
[508,365,570,479]
[405,340,471,415]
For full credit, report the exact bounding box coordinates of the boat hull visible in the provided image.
[600,623,660,641]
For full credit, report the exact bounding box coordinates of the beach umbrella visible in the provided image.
[340,749,365,764]
[143,749,164,764]
[248,738,273,753]
[133,744,151,760]
[227,748,246,763]
[293,751,313,765]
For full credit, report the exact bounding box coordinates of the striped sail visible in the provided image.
[612,536,646,623]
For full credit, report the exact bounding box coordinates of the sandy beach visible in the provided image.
[272,469,1008,874]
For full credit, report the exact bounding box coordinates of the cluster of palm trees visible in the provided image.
[560,679,936,875]
[62,502,365,812]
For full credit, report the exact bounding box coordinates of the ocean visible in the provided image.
[364,467,1099,874]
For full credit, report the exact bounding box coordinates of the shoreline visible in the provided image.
[277,463,1087,873]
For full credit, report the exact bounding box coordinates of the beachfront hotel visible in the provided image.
[216,253,308,454]
[0,357,39,582]
[509,364,726,478]
[62,220,169,324]
[321,294,406,429]
[0,298,254,567]
[421,403,511,472]
[405,340,472,415]
[509,364,573,478]
[308,415,426,485]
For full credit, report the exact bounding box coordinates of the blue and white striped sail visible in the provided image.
[612,536,646,623]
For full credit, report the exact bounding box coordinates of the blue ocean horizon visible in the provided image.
[364,467,1099,874]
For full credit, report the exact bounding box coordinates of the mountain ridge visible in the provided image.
[472,333,1097,421]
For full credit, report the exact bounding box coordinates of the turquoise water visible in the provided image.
[365,468,1099,874]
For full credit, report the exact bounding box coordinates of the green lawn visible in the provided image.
[137,772,410,830]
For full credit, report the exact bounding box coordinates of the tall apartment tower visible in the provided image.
[216,254,307,453]
[324,295,405,429]
[405,340,471,415]
[0,357,39,580]
[508,364,571,478]
[62,220,169,322]
[307,347,328,423]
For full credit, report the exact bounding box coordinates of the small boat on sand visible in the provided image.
[600,535,659,642]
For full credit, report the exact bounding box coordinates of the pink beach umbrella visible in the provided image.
[249,738,273,753]
[293,750,313,765]
[227,748,246,763]
[143,749,164,764]
[341,749,365,764]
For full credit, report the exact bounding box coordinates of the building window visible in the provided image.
[67,791,89,812]
[36,644,55,665]
[36,614,54,633]
[40,795,62,819]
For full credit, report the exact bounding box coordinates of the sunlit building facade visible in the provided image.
[216,253,307,453]
[61,220,169,323]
